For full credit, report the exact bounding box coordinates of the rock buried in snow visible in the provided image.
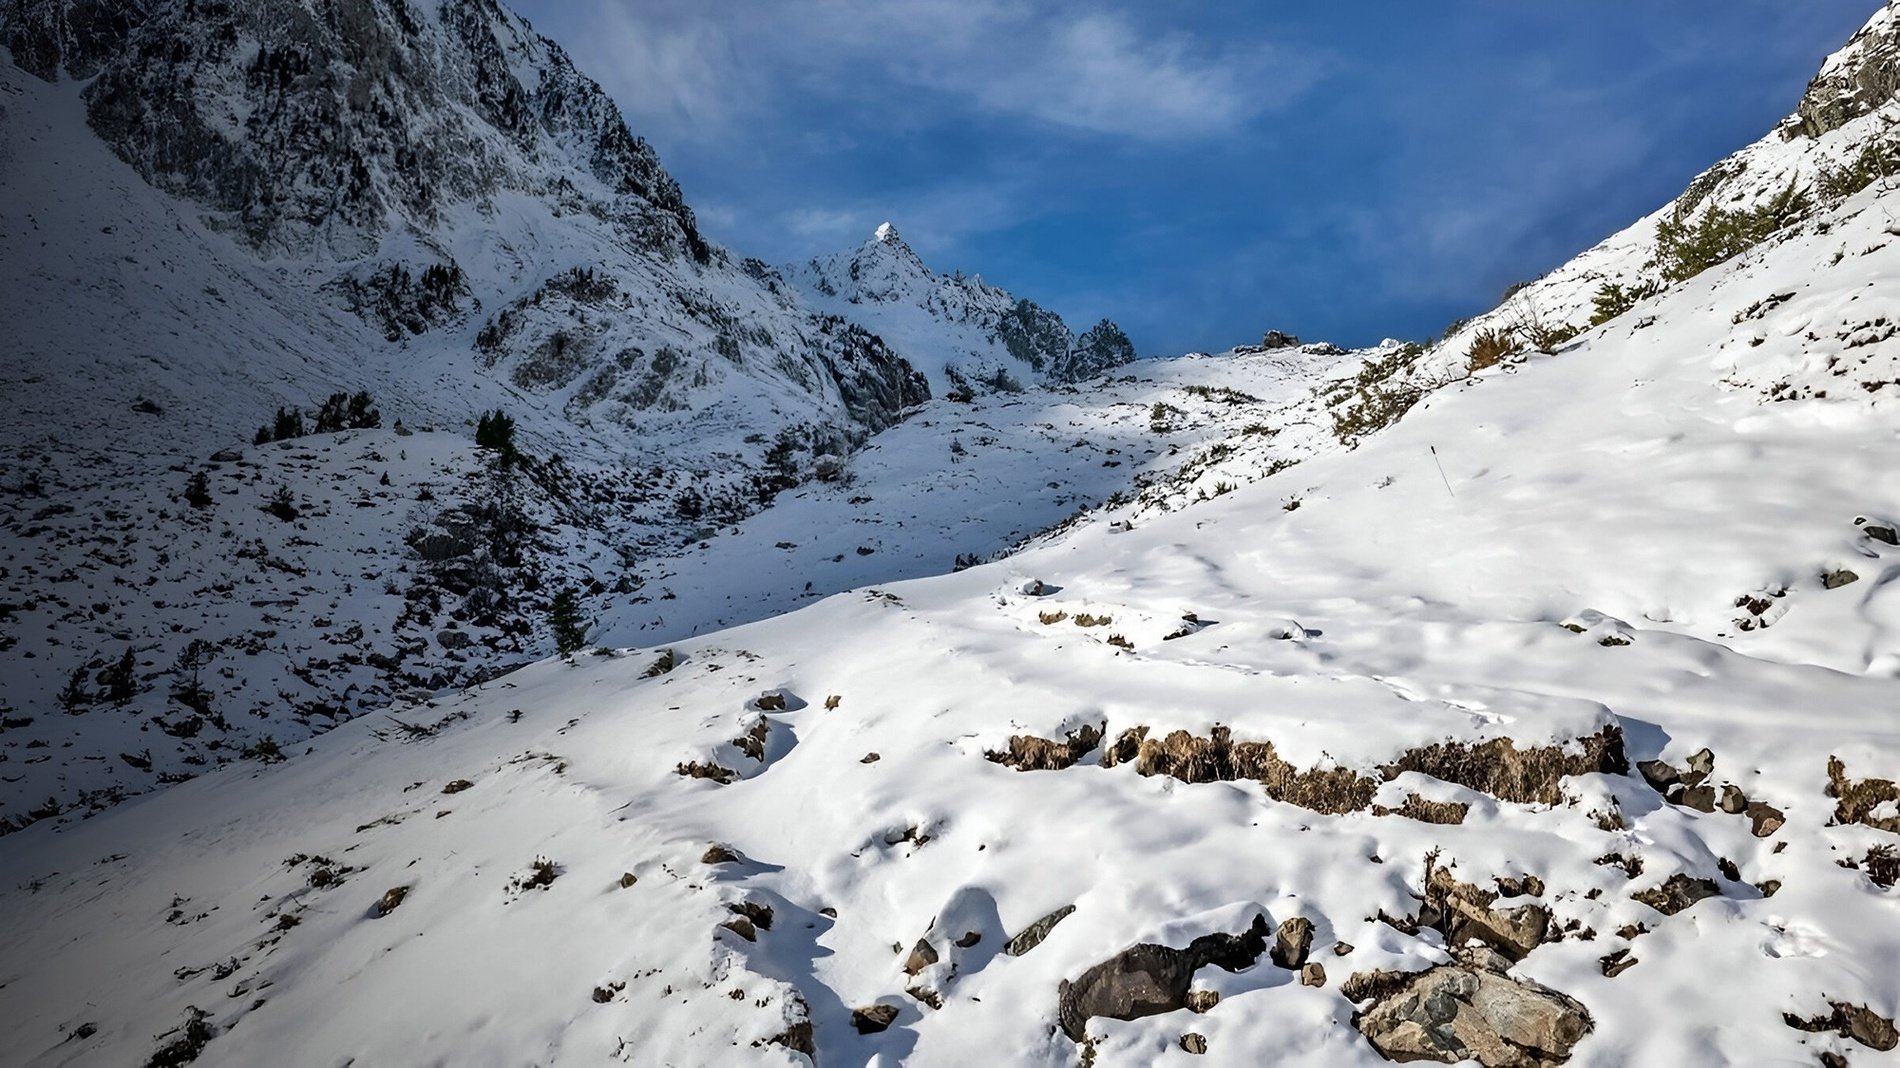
[1858,519,1899,546]
[1056,913,1270,1041]
[1630,873,1721,916]
[986,724,1103,771]
[1784,1001,1900,1051]
[904,937,939,976]
[1350,964,1593,1066]
[851,1003,900,1034]
[1005,904,1076,957]
[1823,568,1861,589]
[1747,800,1785,837]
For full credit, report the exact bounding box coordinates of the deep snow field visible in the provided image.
[6,131,1900,1065]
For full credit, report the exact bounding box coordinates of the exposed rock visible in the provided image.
[1862,523,1900,546]
[1681,748,1715,788]
[728,901,774,932]
[851,1003,900,1034]
[1186,990,1220,1013]
[1631,874,1721,916]
[1785,1002,1900,1052]
[1637,759,1680,791]
[373,885,409,918]
[677,761,739,785]
[1410,856,1552,963]
[1335,942,1356,957]
[1373,794,1469,825]
[1783,6,1900,139]
[1260,330,1303,349]
[1350,964,1594,1066]
[1495,876,1545,899]
[1302,962,1328,987]
[754,692,787,711]
[1056,913,1270,1041]
[987,724,1104,771]
[209,447,243,463]
[1599,949,1638,978]
[903,938,939,976]
[1380,727,1628,806]
[721,917,757,942]
[1828,757,1900,832]
[1111,725,1376,814]
[1720,784,1749,814]
[701,845,741,865]
[954,930,981,949]
[1678,785,1717,813]
[770,1008,816,1061]
[1181,1032,1209,1055]
[1748,800,1787,838]
[906,985,944,1010]
[1271,916,1315,970]
[1824,568,1861,590]
[1005,904,1076,957]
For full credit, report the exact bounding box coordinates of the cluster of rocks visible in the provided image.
[1636,747,1784,837]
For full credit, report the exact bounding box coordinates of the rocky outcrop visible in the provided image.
[1783,5,1900,140]
[1349,954,1593,1066]
[0,0,153,80]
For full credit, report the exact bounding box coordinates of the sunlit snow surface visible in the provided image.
[8,7,1900,1067]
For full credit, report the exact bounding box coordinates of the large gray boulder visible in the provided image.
[1352,960,1593,1066]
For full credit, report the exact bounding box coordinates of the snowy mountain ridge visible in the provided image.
[0,0,1132,833]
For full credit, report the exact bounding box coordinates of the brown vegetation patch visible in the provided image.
[1828,756,1900,832]
[1380,727,1628,805]
[1785,1002,1900,1052]
[1373,794,1470,825]
[987,723,1105,771]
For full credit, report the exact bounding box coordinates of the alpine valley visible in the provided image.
[4,1,1900,1066]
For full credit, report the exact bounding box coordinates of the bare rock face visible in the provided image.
[1785,6,1900,140]
[1056,914,1270,1041]
[1351,961,1593,1066]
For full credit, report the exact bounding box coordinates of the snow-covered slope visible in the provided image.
[788,222,1135,397]
[6,5,1900,1065]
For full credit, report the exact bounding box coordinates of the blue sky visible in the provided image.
[515,1,1880,355]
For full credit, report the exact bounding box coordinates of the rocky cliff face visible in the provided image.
[1783,0,1900,139]
[1,0,927,457]
[39,0,701,259]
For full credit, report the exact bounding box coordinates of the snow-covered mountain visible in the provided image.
[0,0,1133,833]
[788,221,1135,396]
[7,1,1900,1066]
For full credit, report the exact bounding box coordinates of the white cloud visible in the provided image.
[554,0,1316,143]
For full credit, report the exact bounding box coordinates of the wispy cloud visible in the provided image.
[561,0,1318,144]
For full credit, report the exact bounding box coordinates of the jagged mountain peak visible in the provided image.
[787,223,1132,393]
